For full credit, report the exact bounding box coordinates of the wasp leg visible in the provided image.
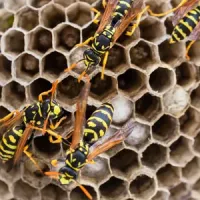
[23,145,43,174]
[186,40,195,60]
[0,110,19,123]
[101,51,109,80]
[102,0,107,8]
[126,6,149,36]
[49,135,63,144]
[148,0,187,17]
[50,116,67,130]
[76,37,95,47]
[91,8,101,24]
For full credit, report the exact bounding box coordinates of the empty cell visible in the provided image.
[4,0,26,11]
[0,54,12,85]
[149,67,175,93]
[152,190,169,200]
[40,4,65,28]
[118,68,146,96]
[130,40,158,69]
[169,183,190,200]
[110,149,139,177]
[43,51,67,78]
[54,0,76,7]
[85,104,96,121]
[0,10,14,33]
[159,39,185,65]
[135,93,162,123]
[15,53,39,83]
[179,107,200,138]
[67,3,92,27]
[186,41,200,64]
[82,23,98,42]
[0,180,9,199]
[164,16,174,35]
[0,86,2,99]
[13,180,40,200]
[170,136,193,166]
[141,143,167,170]
[41,184,68,200]
[57,76,84,105]
[3,81,25,109]
[193,178,200,193]
[152,114,179,144]
[129,174,156,199]
[90,73,117,100]
[176,62,197,90]
[163,85,190,117]
[0,106,10,118]
[112,95,133,125]
[3,30,24,57]
[100,177,128,199]
[55,25,80,52]
[80,0,97,4]
[157,164,181,188]
[34,134,61,159]
[27,27,52,54]
[70,185,97,200]
[28,0,52,8]
[193,133,200,155]
[191,84,200,110]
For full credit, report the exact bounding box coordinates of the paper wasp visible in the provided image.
[148,0,200,60]
[65,0,149,82]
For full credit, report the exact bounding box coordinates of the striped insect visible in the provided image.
[148,0,200,60]
[65,0,149,81]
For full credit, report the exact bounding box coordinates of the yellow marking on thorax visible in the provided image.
[180,20,193,32]
[88,116,108,129]
[0,145,15,155]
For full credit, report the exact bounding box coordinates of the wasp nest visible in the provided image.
[0,0,200,199]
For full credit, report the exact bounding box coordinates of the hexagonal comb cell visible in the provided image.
[14,53,39,83]
[3,30,24,57]
[4,0,26,11]
[152,190,169,200]
[0,54,12,85]
[90,73,117,101]
[193,133,200,156]
[193,178,200,196]
[149,67,175,93]
[43,51,67,78]
[130,40,158,69]
[0,10,14,33]
[3,81,26,109]
[40,4,65,29]
[170,136,193,166]
[110,149,139,177]
[191,84,200,110]
[129,174,156,199]
[28,0,52,8]
[27,27,52,55]
[54,24,80,52]
[100,176,128,199]
[187,41,200,64]
[118,68,146,97]
[0,180,9,200]
[152,114,179,144]
[16,8,39,32]
[0,106,10,118]
[67,2,92,27]
[141,143,167,170]
[54,0,76,7]
[135,93,162,123]
[169,183,190,200]
[157,164,181,188]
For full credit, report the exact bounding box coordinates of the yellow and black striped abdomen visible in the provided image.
[83,103,114,145]
[0,125,24,162]
[170,6,200,43]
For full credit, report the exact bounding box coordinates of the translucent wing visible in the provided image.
[188,21,200,40]
[172,0,199,26]
[87,119,136,161]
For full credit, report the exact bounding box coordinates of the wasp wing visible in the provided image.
[188,21,200,40]
[172,0,199,26]
[87,119,136,161]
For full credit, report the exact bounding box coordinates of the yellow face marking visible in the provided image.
[54,105,61,115]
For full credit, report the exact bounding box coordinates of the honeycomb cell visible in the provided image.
[82,23,98,42]
[169,183,190,200]
[0,10,14,33]
[193,133,200,156]
[176,62,197,90]
[193,178,200,196]
[149,66,175,94]
[4,0,26,12]
[135,93,162,124]
[54,24,80,52]
[140,17,166,43]
[100,176,128,199]
[80,0,97,4]
[54,0,76,7]
[14,53,39,83]
[157,164,181,188]
[42,51,67,79]
[110,149,139,178]
[191,84,200,111]
[130,174,156,199]
[0,54,12,85]
[118,68,146,98]
[27,27,52,55]
[90,73,117,101]
[85,104,96,120]
[163,85,190,118]
[0,180,10,199]
[179,107,200,138]
[67,2,92,27]
[152,190,169,200]
[2,29,24,57]
[28,0,52,8]
[129,40,159,70]
[187,40,200,64]
[57,76,84,105]
[141,143,167,170]
[40,4,65,29]
[152,114,179,145]
[0,106,10,118]
[41,184,68,200]
[0,86,2,99]
[3,81,25,109]
[170,136,193,166]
